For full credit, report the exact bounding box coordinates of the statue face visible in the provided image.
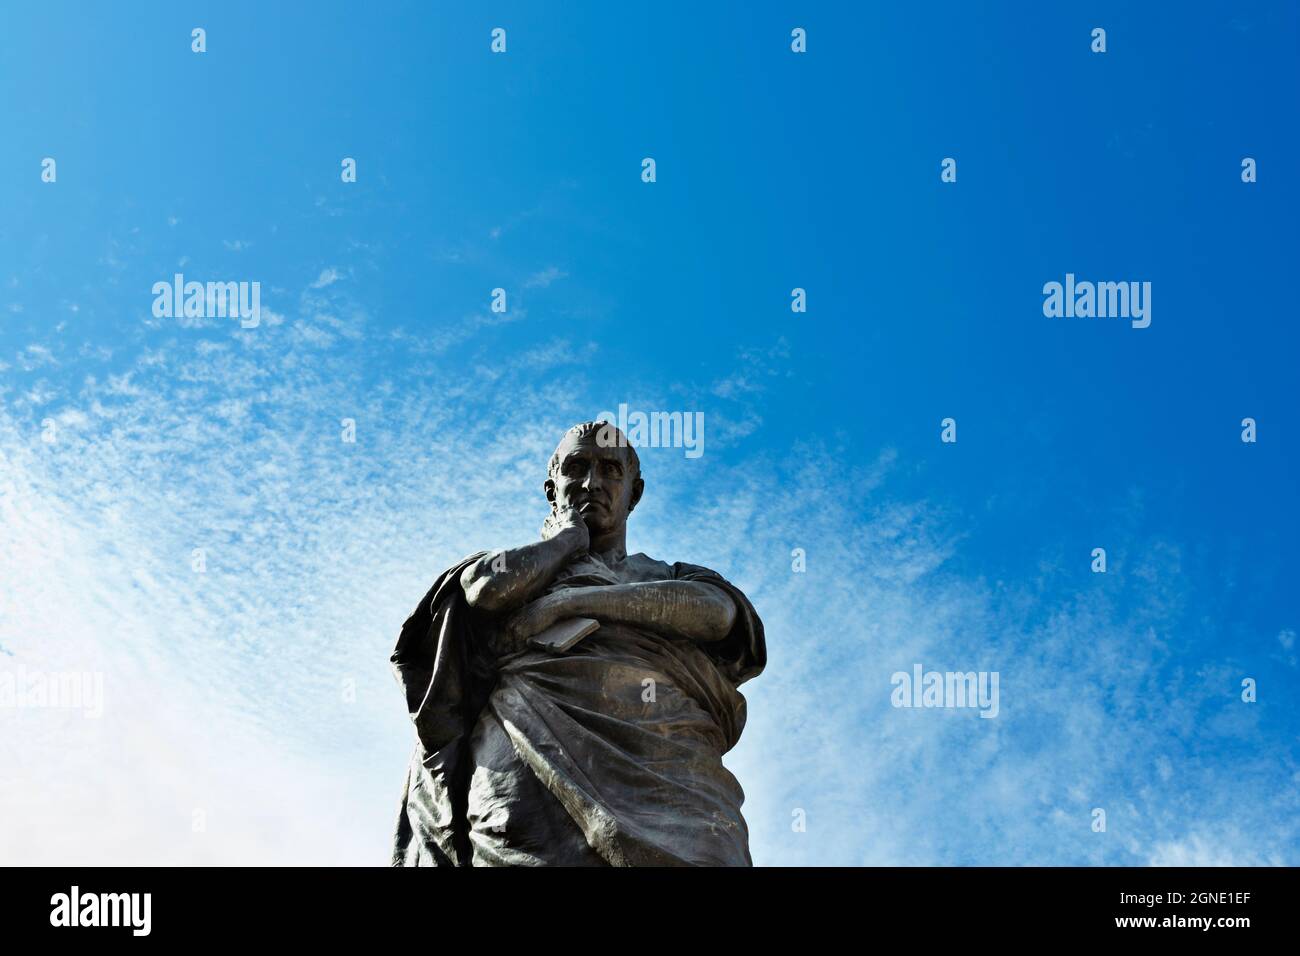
[546,432,643,537]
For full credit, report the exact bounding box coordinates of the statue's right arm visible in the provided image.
[458,507,590,616]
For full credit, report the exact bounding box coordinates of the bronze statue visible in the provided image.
[391,421,766,865]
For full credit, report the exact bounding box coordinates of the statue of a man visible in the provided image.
[391,421,766,866]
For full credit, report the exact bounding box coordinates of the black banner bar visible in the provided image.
[1,866,1292,942]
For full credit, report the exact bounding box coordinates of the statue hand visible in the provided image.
[503,592,569,646]
[541,504,590,550]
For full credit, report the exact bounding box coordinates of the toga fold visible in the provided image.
[390,551,765,866]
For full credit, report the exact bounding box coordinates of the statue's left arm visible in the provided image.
[504,580,736,645]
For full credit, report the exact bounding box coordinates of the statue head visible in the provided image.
[544,421,643,540]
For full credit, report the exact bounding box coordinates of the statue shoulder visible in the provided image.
[620,551,674,581]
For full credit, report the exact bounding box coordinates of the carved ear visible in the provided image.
[627,477,645,514]
[540,479,561,539]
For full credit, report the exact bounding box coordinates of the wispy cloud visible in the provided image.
[310,267,342,289]
[524,266,567,289]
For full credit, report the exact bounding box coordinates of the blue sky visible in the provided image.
[1,1,1297,865]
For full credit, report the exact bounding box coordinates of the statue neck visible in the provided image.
[589,526,627,564]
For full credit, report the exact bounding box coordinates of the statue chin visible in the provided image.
[541,507,622,541]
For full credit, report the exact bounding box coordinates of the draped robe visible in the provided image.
[390,550,765,866]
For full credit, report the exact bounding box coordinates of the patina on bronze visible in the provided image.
[391,421,766,866]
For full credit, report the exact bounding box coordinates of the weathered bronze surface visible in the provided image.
[391,421,766,866]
